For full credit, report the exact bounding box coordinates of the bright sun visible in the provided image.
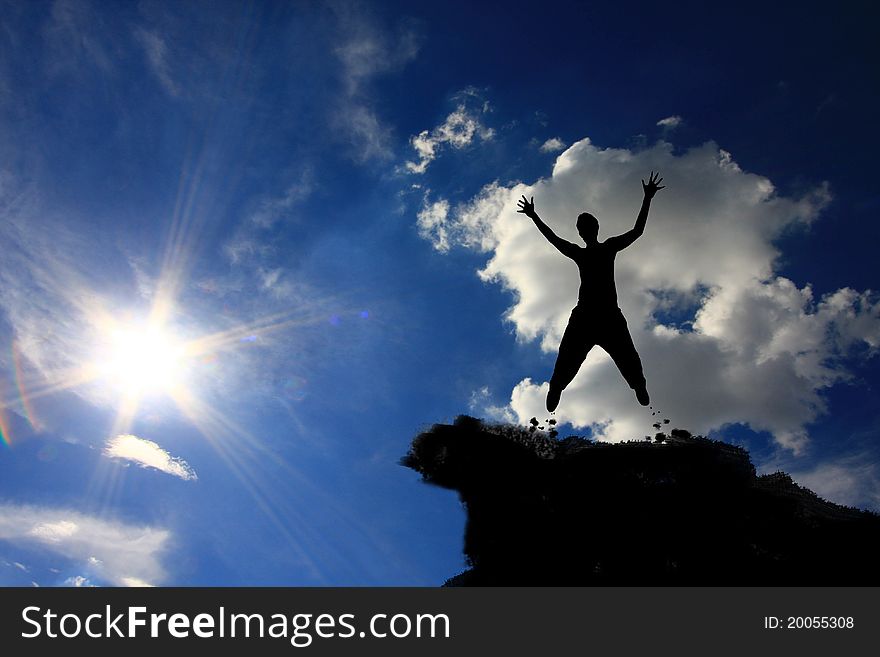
[98,323,187,395]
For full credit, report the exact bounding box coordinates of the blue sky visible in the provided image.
[0,0,878,586]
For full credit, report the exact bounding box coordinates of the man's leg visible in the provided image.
[601,312,649,406]
[547,310,594,412]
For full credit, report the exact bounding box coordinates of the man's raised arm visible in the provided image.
[517,195,579,259]
[607,171,665,251]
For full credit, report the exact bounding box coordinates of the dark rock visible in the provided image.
[401,416,880,585]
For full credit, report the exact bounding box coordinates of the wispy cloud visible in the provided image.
[0,503,171,586]
[223,235,275,266]
[468,386,515,423]
[133,27,179,96]
[657,115,683,129]
[0,172,118,389]
[416,196,451,252]
[333,5,420,95]
[331,4,420,162]
[103,433,197,481]
[406,91,495,174]
[248,168,314,229]
[788,453,880,510]
[43,0,114,76]
[416,181,508,255]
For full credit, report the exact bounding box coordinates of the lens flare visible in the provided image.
[281,376,308,402]
[12,341,42,432]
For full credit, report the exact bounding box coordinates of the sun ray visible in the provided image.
[166,381,403,583]
[5,198,378,579]
[182,308,330,357]
[1,363,102,409]
[167,385,325,578]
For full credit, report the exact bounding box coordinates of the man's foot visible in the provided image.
[635,385,650,407]
[546,385,562,413]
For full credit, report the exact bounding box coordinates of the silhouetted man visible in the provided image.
[517,171,665,412]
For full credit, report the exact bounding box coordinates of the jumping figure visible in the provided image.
[517,171,665,412]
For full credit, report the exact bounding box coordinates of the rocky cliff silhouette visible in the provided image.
[402,416,880,585]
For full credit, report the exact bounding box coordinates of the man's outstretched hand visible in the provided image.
[642,171,665,199]
[517,195,537,219]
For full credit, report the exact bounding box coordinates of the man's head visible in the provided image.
[577,212,599,243]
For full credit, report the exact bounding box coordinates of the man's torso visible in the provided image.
[574,241,618,309]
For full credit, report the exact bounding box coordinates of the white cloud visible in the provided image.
[657,115,683,129]
[224,234,275,265]
[416,197,450,252]
[419,136,879,452]
[0,503,170,586]
[416,182,507,254]
[119,576,154,587]
[333,14,419,95]
[406,99,495,174]
[0,179,111,388]
[133,28,179,96]
[43,0,114,76]
[260,268,283,290]
[104,433,197,481]
[30,519,78,543]
[248,168,314,229]
[539,137,567,153]
[337,104,395,162]
[331,6,420,162]
[64,575,94,587]
[468,386,516,423]
[788,454,880,510]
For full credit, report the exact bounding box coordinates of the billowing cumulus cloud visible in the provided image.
[0,504,170,586]
[104,434,197,481]
[420,137,879,452]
